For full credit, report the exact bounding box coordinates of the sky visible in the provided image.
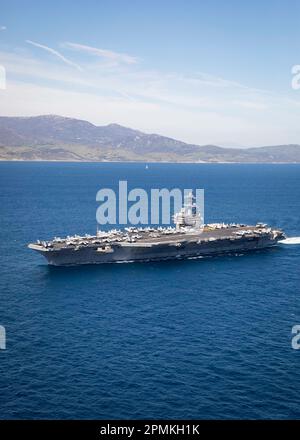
[1,0,300,147]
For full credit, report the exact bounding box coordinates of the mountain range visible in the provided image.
[0,115,300,163]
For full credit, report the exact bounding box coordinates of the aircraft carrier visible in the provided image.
[28,196,285,266]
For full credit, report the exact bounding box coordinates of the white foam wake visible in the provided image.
[279,237,300,245]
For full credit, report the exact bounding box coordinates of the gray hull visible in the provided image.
[32,235,280,266]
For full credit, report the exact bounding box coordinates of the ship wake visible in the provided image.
[279,237,300,245]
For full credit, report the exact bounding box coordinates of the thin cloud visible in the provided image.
[26,40,82,71]
[63,42,138,65]
[0,26,6,31]
[2,47,299,146]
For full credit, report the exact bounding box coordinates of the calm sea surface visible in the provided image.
[0,162,300,419]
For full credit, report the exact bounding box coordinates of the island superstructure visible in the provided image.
[28,196,285,266]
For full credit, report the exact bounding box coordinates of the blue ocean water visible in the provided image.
[0,162,300,419]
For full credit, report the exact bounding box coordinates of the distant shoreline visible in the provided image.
[1,115,300,164]
[1,159,300,164]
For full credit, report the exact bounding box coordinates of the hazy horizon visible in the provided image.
[2,113,300,150]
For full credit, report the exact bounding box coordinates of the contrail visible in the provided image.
[63,42,138,65]
[26,40,82,71]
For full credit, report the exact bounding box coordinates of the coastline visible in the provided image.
[0,159,300,164]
